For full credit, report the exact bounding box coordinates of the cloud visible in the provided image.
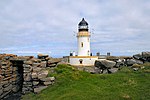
[0,0,150,57]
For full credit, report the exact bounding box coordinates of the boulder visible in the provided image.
[108,68,118,73]
[48,58,61,65]
[37,54,49,60]
[95,60,116,69]
[126,59,143,66]
[34,86,48,93]
[142,52,150,58]
[102,69,108,74]
[133,54,142,60]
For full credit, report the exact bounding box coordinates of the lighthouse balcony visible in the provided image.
[77,31,90,37]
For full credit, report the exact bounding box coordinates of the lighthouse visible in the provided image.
[77,18,90,56]
[69,18,98,66]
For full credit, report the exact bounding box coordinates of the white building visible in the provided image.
[69,18,98,66]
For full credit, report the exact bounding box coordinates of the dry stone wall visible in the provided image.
[0,54,61,99]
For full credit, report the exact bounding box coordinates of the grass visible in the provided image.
[22,63,150,100]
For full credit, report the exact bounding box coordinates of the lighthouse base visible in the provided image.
[69,56,98,66]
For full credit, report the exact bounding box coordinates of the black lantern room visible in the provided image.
[78,18,88,32]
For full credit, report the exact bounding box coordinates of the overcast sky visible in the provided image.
[0,0,150,57]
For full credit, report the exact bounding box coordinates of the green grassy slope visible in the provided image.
[22,63,150,100]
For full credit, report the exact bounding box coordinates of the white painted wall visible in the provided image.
[69,57,98,66]
[77,36,90,56]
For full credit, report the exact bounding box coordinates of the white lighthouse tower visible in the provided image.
[69,18,98,66]
[77,18,90,56]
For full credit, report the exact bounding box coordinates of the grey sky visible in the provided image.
[0,0,150,57]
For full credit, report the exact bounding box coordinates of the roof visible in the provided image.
[78,18,88,26]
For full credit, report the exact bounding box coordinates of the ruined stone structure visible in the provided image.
[0,54,60,99]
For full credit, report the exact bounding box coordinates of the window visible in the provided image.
[81,42,83,47]
[87,38,89,42]
[79,59,83,64]
[88,50,90,55]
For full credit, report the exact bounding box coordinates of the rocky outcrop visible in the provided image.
[94,60,117,74]
[133,52,150,62]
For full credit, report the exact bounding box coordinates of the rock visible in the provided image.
[24,67,32,72]
[102,69,108,74]
[43,81,52,86]
[142,52,150,58]
[0,88,3,96]
[116,60,125,67]
[40,77,51,82]
[31,58,41,63]
[133,68,139,71]
[108,68,118,73]
[95,60,116,69]
[33,67,42,72]
[33,81,39,86]
[48,58,61,65]
[49,77,55,81]
[48,64,57,67]
[41,61,47,68]
[3,84,12,92]
[31,72,38,79]
[126,59,143,66]
[23,64,31,68]
[24,73,32,81]
[12,85,20,92]
[132,64,142,68]
[33,63,41,67]
[133,54,142,60]
[37,54,49,60]
[34,86,48,93]
[94,67,102,74]
[38,70,48,79]
[24,61,33,65]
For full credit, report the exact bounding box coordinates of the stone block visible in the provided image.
[24,60,33,65]
[41,61,47,68]
[33,63,41,67]
[23,64,31,68]
[0,88,3,96]
[33,67,42,72]
[24,73,32,81]
[33,81,39,86]
[32,72,38,79]
[24,67,32,73]
[38,70,48,79]
[40,77,51,82]
[1,80,9,86]
[34,86,48,93]
[3,84,12,92]
[43,81,52,86]
[12,85,20,92]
